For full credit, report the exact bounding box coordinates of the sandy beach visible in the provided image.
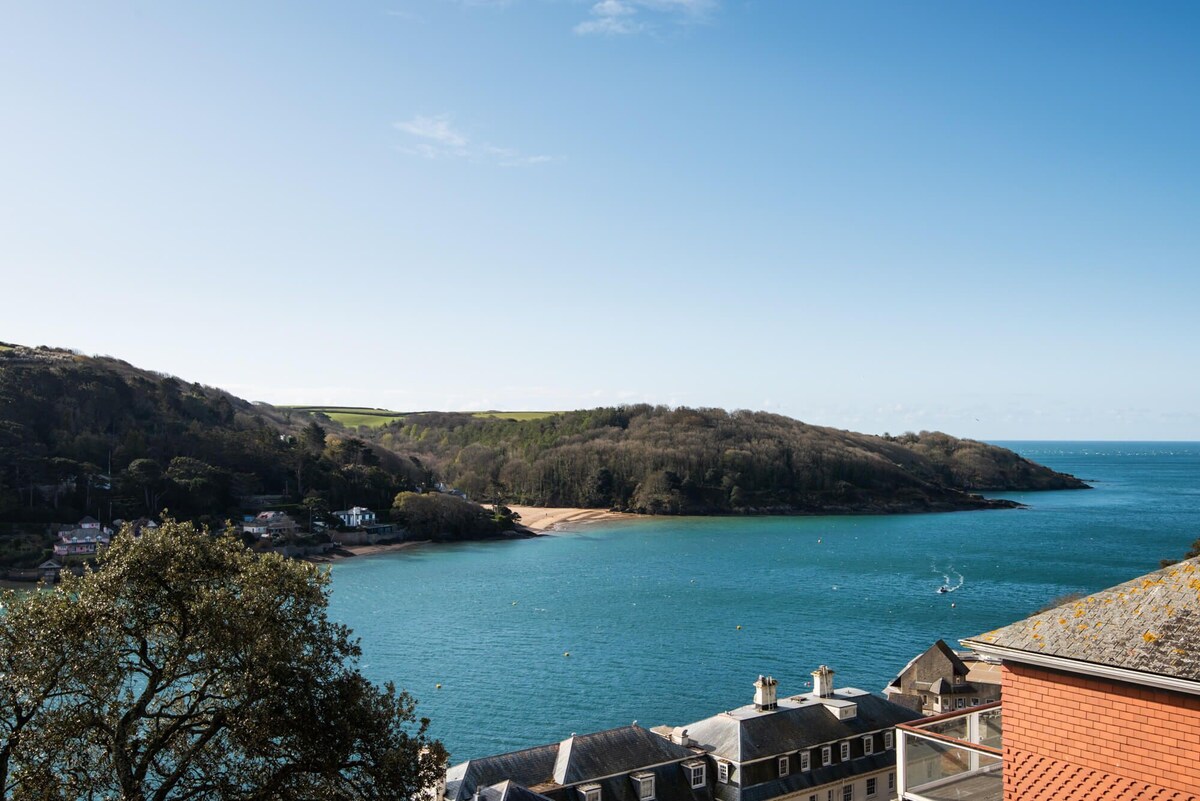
[507,505,636,533]
[306,540,431,563]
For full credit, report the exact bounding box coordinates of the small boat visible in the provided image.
[937,586,950,594]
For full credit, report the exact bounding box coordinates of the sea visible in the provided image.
[326,441,1200,762]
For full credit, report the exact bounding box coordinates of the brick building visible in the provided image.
[961,557,1200,800]
[896,557,1200,801]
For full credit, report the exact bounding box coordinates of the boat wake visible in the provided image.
[932,561,964,594]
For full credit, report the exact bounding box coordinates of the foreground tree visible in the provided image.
[0,520,446,800]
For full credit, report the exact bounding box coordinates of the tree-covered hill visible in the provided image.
[0,342,1088,544]
[0,344,429,532]
[371,406,1088,514]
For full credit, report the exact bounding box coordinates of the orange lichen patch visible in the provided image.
[1059,618,1068,625]
[1188,578,1200,591]
[1095,622,1104,628]
[1074,608,1086,618]
[1077,624,1089,631]
[1144,631,1159,643]
[1032,621,1043,630]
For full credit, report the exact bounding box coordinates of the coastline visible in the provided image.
[305,540,432,564]
[507,505,637,533]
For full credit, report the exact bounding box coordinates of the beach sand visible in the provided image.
[306,506,633,564]
[506,505,636,533]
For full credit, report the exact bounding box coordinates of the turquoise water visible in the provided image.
[327,442,1200,762]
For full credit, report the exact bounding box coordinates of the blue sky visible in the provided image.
[2,1,1197,439]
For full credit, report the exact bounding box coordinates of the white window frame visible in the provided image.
[888,773,895,791]
[778,756,789,777]
[883,731,894,750]
[866,777,877,798]
[685,761,705,789]
[580,785,601,801]
[842,785,853,801]
[955,697,966,709]
[821,745,832,766]
[839,741,850,761]
[633,774,655,801]
[800,751,811,772]
[717,762,730,784]
[862,735,873,755]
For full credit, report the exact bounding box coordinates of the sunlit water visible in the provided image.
[327,442,1200,761]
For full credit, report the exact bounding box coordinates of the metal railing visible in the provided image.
[896,702,1002,801]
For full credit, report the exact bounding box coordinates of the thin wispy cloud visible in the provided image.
[574,0,716,36]
[393,114,558,167]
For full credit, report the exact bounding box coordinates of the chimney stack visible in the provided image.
[811,665,834,698]
[754,675,778,711]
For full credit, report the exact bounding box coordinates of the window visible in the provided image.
[632,774,654,801]
[684,761,706,789]
[955,697,966,709]
[862,735,873,756]
[821,746,832,766]
[579,785,601,801]
[883,731,894,750]
[778,756,790,777]
[866,777,877,798]
[800,751,810,772]
[717,762,730,784]
[972,697,980,706]
[839,741,850,761]
[887,773,895,791]
[842,785,853,801]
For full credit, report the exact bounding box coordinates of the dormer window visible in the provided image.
[632,773,655,801]
[883,731,894,750]
[800,751,810,772]
[579,784,602,801]
[821,746,831,766]
[684,760,706,789]
[862,735,873,755]
[839,741,850,761]
[778,756,790,777]
[717,762,730,783]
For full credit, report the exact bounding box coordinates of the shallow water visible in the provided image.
[327,441,1200,761]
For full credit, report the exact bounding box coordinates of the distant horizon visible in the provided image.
[3,3,1197,441]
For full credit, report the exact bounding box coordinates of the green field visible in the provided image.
[470,411,558,421]
[282,406,407,429]
[282,407,559,428]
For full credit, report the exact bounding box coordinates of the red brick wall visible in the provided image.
[1002,662,1200,800]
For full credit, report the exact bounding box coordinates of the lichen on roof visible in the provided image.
[963,556,1200,682]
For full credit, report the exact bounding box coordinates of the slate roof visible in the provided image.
[552,726,699,785]
[445,726,704,801]
[681,689,921,763]
[479,780,557,801]
[962,557,1200,682]
[446,743,559,801]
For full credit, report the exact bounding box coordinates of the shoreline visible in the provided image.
[506,505,638,533]
[305,540,432,564]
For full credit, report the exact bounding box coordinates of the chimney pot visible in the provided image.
[811,665,835,698]
[753,675,778,711]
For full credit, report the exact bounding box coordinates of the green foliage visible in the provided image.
[392,492,515,540]
[0,348,420,542]
[372,406,1088,515]
[0,519,446,799]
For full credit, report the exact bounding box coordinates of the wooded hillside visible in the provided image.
[0,343,1088,553]
[371,406,1087,514]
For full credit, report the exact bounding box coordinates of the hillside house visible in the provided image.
[52,517,113,557]
[241,511,298,538]
[883,640,1001,716]
[334,506,377,528]
[895,557,1200,801]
